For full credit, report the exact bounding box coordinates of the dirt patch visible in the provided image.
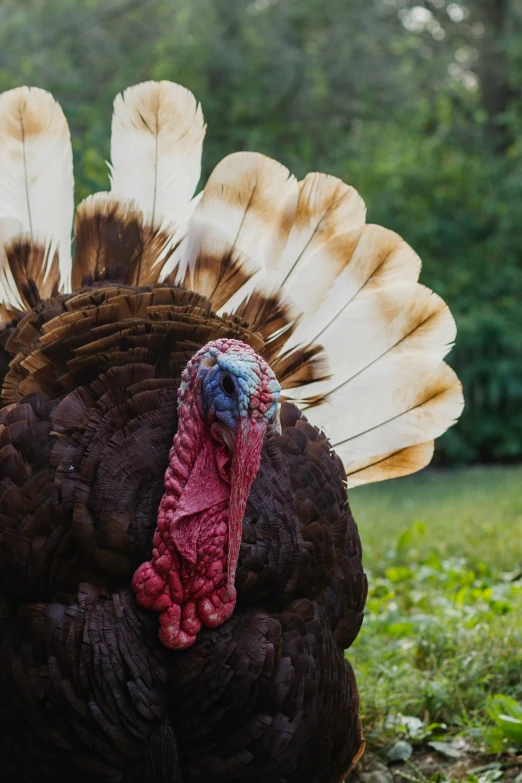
[349,747,522,783]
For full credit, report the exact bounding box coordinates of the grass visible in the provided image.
[350,466,522,572]
[347,466,522,774]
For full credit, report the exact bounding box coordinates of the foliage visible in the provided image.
[486,695,522,750]
[0,0,521,463]
[349,466,522,754]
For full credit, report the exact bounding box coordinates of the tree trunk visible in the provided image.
[473,0,513,153]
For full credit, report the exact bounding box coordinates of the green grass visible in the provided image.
[347,466,522,756]
[350,466,522,573]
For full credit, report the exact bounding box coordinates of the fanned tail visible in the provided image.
[181,157,464,485]
[0,86,74,316]
[0,79,463,485]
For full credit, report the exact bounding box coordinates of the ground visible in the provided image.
[346,466,522,783]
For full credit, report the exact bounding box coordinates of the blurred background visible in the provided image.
[1,2,521,773]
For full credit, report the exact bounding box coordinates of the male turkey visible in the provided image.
[0,82,463,783]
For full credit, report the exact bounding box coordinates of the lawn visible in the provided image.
[347,466,522,782]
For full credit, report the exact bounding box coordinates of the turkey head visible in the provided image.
[133,338,281,650]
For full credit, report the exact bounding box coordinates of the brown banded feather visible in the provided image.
[72,195,176,290]
[4,239,60,309]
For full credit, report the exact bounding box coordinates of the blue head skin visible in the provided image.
[201,345,280,428]
[179,338,281,437]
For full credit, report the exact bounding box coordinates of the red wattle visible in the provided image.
[132,341,272,651]
[132,386,237,650]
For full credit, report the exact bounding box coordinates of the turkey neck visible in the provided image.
[132,383,236,650]
[133,376,266,650]
[159,390,232,567]
[163,390,209,505]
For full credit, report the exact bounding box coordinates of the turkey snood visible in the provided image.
[132,339,281,650]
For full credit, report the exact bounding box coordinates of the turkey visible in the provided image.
[0,82,463,783]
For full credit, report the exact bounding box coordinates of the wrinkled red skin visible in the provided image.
[132,379,266,650]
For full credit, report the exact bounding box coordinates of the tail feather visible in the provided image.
[234,290,297,344]
[283,224,421,353]
[173,152,298,307]
[292,281,456,403]
[109,81,205,227]
[312,356,462,461]
[0,86,73,308]
[276,172,366,292]
[173,246,256,311]
[344,442,435,487]
[3,237,60,309]
[0,217,24,311]
[72,193,175,288]
[107,81,206,290]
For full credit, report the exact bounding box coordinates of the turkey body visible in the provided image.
[0,284,366,783]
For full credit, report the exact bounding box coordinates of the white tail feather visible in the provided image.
[344,442,435,487]
[109,81,205,228]
[217,167,366,316]
[284,225,421,352]
[334,376,462,484]
[172,152,298,295]
[0,86,74,300]
[276,173,366,290]
[0,217,24,310]
[308,355,462,451]
[291,282,456,403]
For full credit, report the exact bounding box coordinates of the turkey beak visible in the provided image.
[226,416,266,596]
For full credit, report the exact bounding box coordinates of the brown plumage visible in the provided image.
[0,80,463,783]
[0,277,365,782]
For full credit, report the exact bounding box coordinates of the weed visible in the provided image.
[347,467,522,753]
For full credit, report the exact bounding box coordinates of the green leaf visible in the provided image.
[387,740,413,761]
[385,566,414,583]
[427,740,462,759]
[495,715,522,744]
[486,695,522,747]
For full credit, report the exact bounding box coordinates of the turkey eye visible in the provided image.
[220,374,235,396]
